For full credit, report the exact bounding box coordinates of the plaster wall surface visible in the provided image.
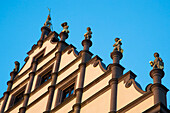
[17,57,33,76]
[9,102,23,113]
[5,82,27,111]
[81,89,111,113]
[117,81,143,110]
[36,51,55,70]
[12,71,30,89]
[53,98,76,113]
[126,95,154,113]
[28,81,50,105]
[44,40,57,56]
[57,59,81,84]
[17,39,57,76]
[26,94,49,113]
[59,50,77,71]
[82,73,111,102]
[84,63,105,87]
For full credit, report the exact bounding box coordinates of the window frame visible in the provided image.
[9,86,26,108]
[61,83,75,102]
[55,78,76,106]
[35,66,53,88]
[40,70,52,85]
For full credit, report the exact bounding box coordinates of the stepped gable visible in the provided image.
[0,14,169,113]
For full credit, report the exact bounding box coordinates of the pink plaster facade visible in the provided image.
[0,21,169,113]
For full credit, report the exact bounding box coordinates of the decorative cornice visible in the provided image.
[150,69,164,79]
[110,51,123,60]
[109,78,118,85]
[150,83,169,92]
[7,80,13,85]
[3,91,10,95]
[143,102,170,113]
[107,63,125,71]
[117,91,153,113]
[79,50,93,56]
[81,39,92,47]
[41,26,51,32]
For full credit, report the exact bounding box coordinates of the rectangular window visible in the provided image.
[40,70,52,85]
[9,86,25,108]
[61,83,75,102]
[55,78,76,106]
[14,90,25,104]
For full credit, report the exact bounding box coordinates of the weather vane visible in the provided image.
[48,8,51,15]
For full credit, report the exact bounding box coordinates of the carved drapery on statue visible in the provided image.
[149,52,164,69]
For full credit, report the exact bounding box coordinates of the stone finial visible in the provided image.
[44,15,52,28]
[149,52,164,70]
[84,27,92,40]
[113,38,123,53]
[13,61,20,73]
[61,22,69,34]
[44,9,52,29]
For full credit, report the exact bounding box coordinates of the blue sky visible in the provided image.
[0,0,170,107]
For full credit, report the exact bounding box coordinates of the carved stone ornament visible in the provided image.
[113,38,123,53]
[125,79,133,88]
[13,61,20,73]
[67,49,73,54]
[149,52,164,70]
[93,60,99,67]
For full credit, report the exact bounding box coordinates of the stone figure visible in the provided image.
[13,61,20,73]
[84,27,92,40]
[149,52,164,69]
[113,38,123,53]
[61,22,69,33]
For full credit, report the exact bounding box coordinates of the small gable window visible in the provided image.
[62,83,75,102]
[40,70,52,85]
[14,90,25,104]
[9,86,25,108]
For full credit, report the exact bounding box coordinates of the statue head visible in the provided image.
[115,38,120,42]
[87,27,91,32]
[61,22,68,28]
[154,52,159,58]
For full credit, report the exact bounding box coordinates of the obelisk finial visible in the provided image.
[84,27,92,40]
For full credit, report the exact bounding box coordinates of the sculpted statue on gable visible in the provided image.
[113,38,123,53]
[150,52,164,70]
